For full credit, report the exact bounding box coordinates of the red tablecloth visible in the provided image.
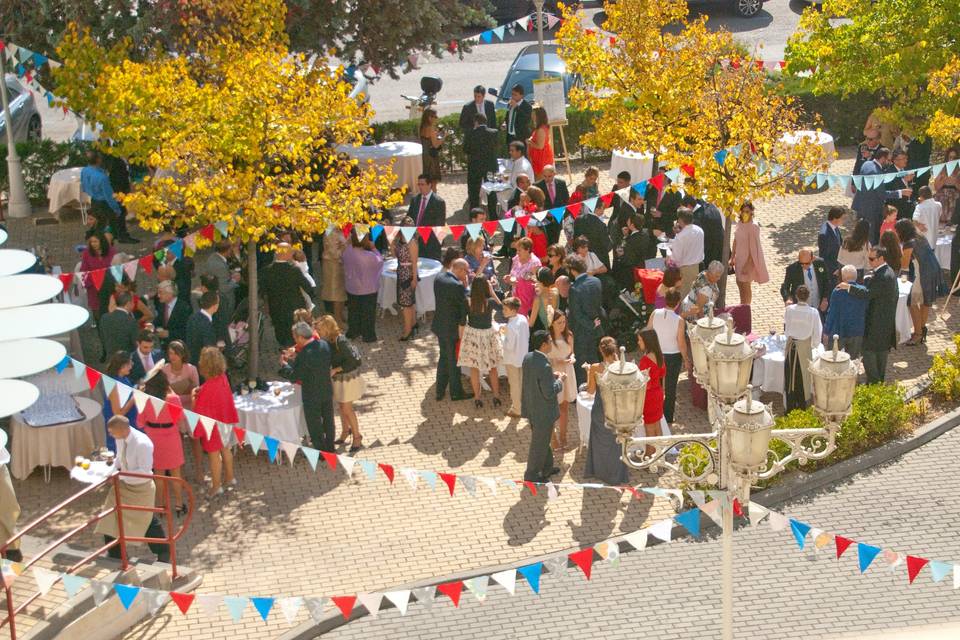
[634,268,664,304]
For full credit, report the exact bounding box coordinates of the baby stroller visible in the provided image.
[605,289,651,353]
[225,299,265,385]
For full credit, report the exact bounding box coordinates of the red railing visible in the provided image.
[0,471,194,640]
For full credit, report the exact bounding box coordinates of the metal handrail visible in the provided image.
[0,471,195,639]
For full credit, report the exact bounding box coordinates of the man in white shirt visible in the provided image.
[94,416,170,562]
[783,285,823,412]
[912,185,941,249]
[664,207,704,298]
[506,141,533,189]
[500,297,530,418]
[0,430,22,562]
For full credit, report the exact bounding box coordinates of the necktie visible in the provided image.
[417,195,427,226]
[164,303,171,323]
[509,106,515,135]
[548,181,555,202]
[806,266,813,282]
[836,226,842,243]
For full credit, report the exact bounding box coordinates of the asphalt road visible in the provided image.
[364,0,814,123]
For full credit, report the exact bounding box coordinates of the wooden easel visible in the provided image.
[550,123,573,185]
[941,265,960,319]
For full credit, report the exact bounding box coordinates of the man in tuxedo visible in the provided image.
[565,255,604,386]
[901,133,933,189]
[432,252,472,401]
[185,291,219,366]
[259,243,315,348]
[684,195,724,270]
[408,175,446,261]
[837,247,898,383]
[536,164,569,245]
[522,331,564,483]
[572,196,612,269]
[129,330,163,384]
[852,148,911,244]
[153,280,191,346]
[646,167,683,235]
[609,187,645,250]
[100,292,138,362]
[613,212,650,290]
[887,149,916,220]
[503,83,532,148]
[817,206,845,285]
[280,322,335,451]
[459,85,497,134]
[200,274,232,344]
[464,113,500,209]
[780,249,830,316]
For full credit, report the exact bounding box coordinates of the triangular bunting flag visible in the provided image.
[337,454,356,476]
[448,225,465,240]
[857,543,882,573]
[465,575,488,602]
[417,227,433,243]
[321,450,338,471]
[246,430,264,453]
[517,563,543,595]
[280,441,299,465]
[835,535,853,559]
[418,470,438,490]
[264,436,280,462]
[623,529,648,551]
[789,519,812,549]
[250,597,274,621]
[58,272,74,292]
[437,581,463,607]
[359,459,376,480]
[304,597,327,622]
[399,227,417,242]
[384,590,410,615]
[379,463,395,484]
[714,149,729,166]
[675,508,701,538]
[438,472,457,496]
[549,207,565,223]
[143,588,170,615]
[767,512,788,531]
[370,225,384,243]
[582,196,599,213]
[459,475,477,497]
[55,355,70,374]
[72,359,86,379]
[301,446,320,471]
[90,268,107,290]
[331,595,357,620]
[91,580,113,605]
[477,476,497,495]
[648,518,673,543]
[62,573,88,598]
[114,583,141,610]
[223,596,248,622]
[279,596,303,623]
[906,556,929,584]
[32,567,60,596]
[465,223,482,239]
[357,592,382,618]
[930,560,952,583]
[491,569,516,595]
[85,366,102,390]
[568,548,594,580]
[522,480,537,495]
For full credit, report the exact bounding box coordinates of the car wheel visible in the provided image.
[731,0,762,17]
[27,115,42,142]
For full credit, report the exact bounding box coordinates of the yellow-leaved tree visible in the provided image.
[558,0,829,298]
[54,0,402,376]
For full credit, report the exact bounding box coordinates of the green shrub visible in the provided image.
[0,139,91,202]
[930,335,960,401]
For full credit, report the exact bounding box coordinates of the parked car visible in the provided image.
[490,44,581,109]
[688,0,768,17]
[0,74,42,143]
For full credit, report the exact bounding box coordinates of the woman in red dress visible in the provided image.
[138,371,186,515]
[192,347,237,497]
[636,328,665,454]
[526,106,554,181]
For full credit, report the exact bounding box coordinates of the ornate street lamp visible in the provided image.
[705,319,756,406]
[598,347,648,440]
[689,304,725,387]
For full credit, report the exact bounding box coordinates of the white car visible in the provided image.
[0,74,42,143]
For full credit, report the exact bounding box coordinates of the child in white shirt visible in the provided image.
[500,297,530,418]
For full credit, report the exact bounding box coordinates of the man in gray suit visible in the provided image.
[203,240,239,308]
[565,255,604,386]
[99,292,138,362]
[522,331,564,483]
[852,148,911,244]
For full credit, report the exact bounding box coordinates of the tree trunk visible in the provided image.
[718,214,733,309]
[247,239,260,381]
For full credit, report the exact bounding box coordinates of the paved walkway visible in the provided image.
[325,416,960,640]
[4,151,958,639]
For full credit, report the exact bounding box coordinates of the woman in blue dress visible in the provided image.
[895,219,944,345]
[102,351,138,452]
[584,336,630,485]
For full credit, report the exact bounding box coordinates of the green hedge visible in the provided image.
[0,139,91,202]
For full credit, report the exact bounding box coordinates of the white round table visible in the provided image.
[10,396,102,481]
[481,181,515,213]
[0,379,40,420]
[0,273,64,309]
[0,339,66,379]
[377,257,443,317]
[0,303,89,342]
[234,381,307,449]
[936,232,952,270]
[0,249,38,277]
[895,278,913,344]
[609,150,654,184]
[780,130,836,166]
[750,336,826,403]
[47,167,91,216]
[338,142,423,193]
[0,228,7,246]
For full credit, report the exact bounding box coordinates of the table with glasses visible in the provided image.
[337,141,423,193]
[936,230,952,271]
[377,257,443,317]
[233,381,307,449]
[10,396,103,481]
[47,167,91,218]
[609,150,654,184]
[895,277,913,344]
[749,334,826,404]
[480,160,512,212]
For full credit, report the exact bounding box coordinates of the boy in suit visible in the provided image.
[503,84,532,148]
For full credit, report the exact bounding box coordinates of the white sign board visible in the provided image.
[533,77,567,125]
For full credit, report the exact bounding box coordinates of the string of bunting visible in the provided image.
[0,495,721,624]
[449,12,562,53]
[0,41,71,115]
[55,355,678,500]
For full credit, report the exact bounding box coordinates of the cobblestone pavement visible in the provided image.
[4,149,957,639]
[325,416,960,640]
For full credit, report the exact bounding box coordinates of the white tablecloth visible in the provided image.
[481,181,514,213]
[936,232,952,270]
[11,396,103,480]
[377,257,443,317]
[233,381,307,448]
[338,141,423,193]
[896,278,913,344]
[780,130,836,166]
[47,167,90,216]
[576,392,594,450]
[750,336,826,402]
[609,150,654,184]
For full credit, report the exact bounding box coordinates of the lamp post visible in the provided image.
[598,330,857,640]
[532,0,546,80]
[0,59,31,218]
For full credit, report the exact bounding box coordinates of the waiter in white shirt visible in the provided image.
[505,141,533,189]
[662,207,704,298]
[912,185,941,249]
[783,285,823,412]
[0,430,22,562]
[95,416,170,562]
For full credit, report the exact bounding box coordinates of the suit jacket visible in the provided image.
[431,271,467,339]
[279,338,332,406]
[572,213,612,269]
[536,178,569,211]
[568,273,604,343]
[464,126,500,176]
[99,309,138,360]
[848,263,898,349]
[885,173,915,219]
[851,160,903,225]
[153,297,191,345]
[185,311,217,365]
[170,257,194,302]
[609,199,640,249]
[646,186,682,234]
[692,200,725,268]
[614,230,649,289]
[505,99,532,145]
[817,222,843,278]
[459,99,497,133]
[130,348,164,384]
[780,259,830,304]
[408,193,446,261]
[260,260,315,318]
[203,253,237,306]
[521,350,562,425]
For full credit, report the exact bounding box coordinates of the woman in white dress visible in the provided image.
[548,311,577,451]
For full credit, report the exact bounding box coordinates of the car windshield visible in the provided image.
[498,69,573,105]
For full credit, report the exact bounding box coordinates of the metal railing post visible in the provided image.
[6,584,16,640]
[162,478,177,579]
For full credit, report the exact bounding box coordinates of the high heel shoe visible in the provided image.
[906,334,923,346]
[399,325,419,341]
[474,399,483,409]
[334,434,351,445]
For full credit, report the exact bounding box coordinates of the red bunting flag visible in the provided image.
[609,37,616,47]
[58,273,74,292]
[516,215,531,229]
[417,227,433,243]
[341,223,353,239]
[648,173,665,191]
[437,581,463,607]
[482,221,499,235]
[599,192,615,207]
[164,401,184,427]
[733,498,743,517]
[835,536,853,559]
[139,255,154,274]
[523,480,538,495]
[619,485,639,499]
[438,472,457,496]
[199,225,215,242]
[448,225,465,240]
[569,548,595,580]
[906,556,929,584]
[681,164,695,178]
[778,60,787,69]
[567,202,582,218]
[84,367,102,390]
[321,450,338,471]
[331,595,357,620]
[730,58,741,69]
[170,591,195,614]
[755,60,764,70]
[90,268,107,291]
[233,427,246,445]
[378,463,395,484]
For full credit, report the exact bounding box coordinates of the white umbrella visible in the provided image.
[0,339,67,379]
[0,274,64,309]
[0,379,41,419]
[0,249,37,276]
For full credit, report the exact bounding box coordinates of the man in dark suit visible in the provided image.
[613,212,650,290]
[200,274,232,345]
[780,249,831,316]
[817,206,845,285]
[535,164,569,245]
[852,148,911,244]
[494,174,532,258]
[646,167,682,235]
[185,291,219,366]
[259,243,315,348]
[129,330,164,384]
[902,133,933,189]
[280,322,336,452]
[464,113,500,209]
[565,255,604,386]
[431,253,472,401]
[503,83,532,148]
[522,331,564,482]
[459,85,497,134]
[153,280,191,347]
[408,175,446,261]
[685,195,724,270]
[572,201,612,270]
[606,171,633,248]
[887,149,916,220]
[99,292,138,362]
[610,187,645,250]
[838,247,898,383]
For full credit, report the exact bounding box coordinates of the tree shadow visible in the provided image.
[767,204,832,257]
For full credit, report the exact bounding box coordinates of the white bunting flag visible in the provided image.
[748,502,770,528]
[143,588,170,615]
[280,441,299,465]
[357,593,383,618]
[304,597,327,622]
[648,519,673,543]
[954,565,960,589]
[32,567,59,596]
[477,476,497,495]
[133,390,150,414]
[198,594,223,618]
[411,586,435,608]
[465,575,488,602]
[701,499,723,527]
[622,529,648,551]
[400,468,419,490]
[337,455,356,477]
[279,596,303,624]
[199,416,217,439]
[115,383,133,407]
[123,261,138,281]
[384,590,411,615]
[491,569,517,595]
[767,511,789,532]
[91,580,114,606]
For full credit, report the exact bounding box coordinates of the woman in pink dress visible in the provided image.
[192,347,237,497]
[526,107,554,180]
[162,340,203,482]
[729,201,769,305]
[504,237,542,316]
[79,233,116,320]
[138,371,186,515]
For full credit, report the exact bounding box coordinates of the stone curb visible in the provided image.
[286,393,959,639]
